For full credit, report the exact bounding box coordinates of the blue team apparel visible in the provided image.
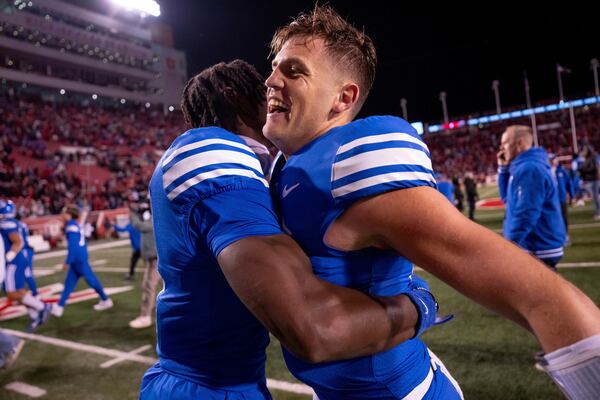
[498,147,566,261]
[0,218,28,291]
[271,116,462,399]
[58,220,108,307]
[141,127,282,400]
[113,223,141,251]
[19,221,38,295]
[555,164,574,204]
[436,181,455,204]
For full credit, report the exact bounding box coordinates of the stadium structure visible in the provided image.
[0,0,186,112]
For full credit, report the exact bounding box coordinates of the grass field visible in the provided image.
[1,187,599,399]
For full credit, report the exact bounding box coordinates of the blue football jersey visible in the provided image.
[271,116,439,399]
[18,221,32,251]
[65,220,88,264]
[0,218,27,264]
[149,127,282,388]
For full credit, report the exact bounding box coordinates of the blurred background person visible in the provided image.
[51,205,113,317]
[579,145,600,220]
[452,176,464,212]
[464,172,479,221]
[112,213,142,281]
[128,195,159,329]
[551,156,574,245]
[498,125,566,269]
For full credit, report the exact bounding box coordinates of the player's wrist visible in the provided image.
[404,288,438,337]
[6,250,16,262]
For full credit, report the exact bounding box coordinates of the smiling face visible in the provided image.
[263,36,355,156]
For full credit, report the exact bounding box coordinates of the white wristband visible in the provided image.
[6,250,16,262]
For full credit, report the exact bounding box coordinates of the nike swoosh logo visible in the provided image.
[282,183,300,198]
[418,298,429,315]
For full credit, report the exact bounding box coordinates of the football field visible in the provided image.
[1,191,599,399]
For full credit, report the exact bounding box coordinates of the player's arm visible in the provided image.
[219,233,423,363]
[328,186,600,353]
[6,232,24,262]
[194,186,424,363]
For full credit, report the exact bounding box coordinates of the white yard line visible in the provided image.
[51,259,107,270]
[2,329,157,364]
[493,222,600,234]
[35,240,129,260]
[1,329,313,396]
[558,262,600,268]
[415,261,600,272]
[4,382,47,398]
[267,379,314,395]
[100,344,153,369]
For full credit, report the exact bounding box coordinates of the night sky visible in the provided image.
[158,4,599,123]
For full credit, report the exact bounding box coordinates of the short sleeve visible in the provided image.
[190,185,283,257]
[332,130,436,206]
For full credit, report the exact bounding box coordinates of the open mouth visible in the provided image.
[268,98,290,114]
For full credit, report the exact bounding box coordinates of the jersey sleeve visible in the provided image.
[190,186,283,257]
[331,130,436,206]
[0,220,19,236]
[160,129,268,207]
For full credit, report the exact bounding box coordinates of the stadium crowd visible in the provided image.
[0,92,185,216]
[1,90,599,218]
[424,105,600,179]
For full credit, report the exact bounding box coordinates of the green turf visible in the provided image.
[1,192,599,399]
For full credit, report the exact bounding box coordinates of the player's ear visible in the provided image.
[332,82,359,115]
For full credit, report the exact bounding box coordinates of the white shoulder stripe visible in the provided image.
[167,168,268,200]
[333,148,432,181]
[0,221,18,229]
[332,171,435,198]
[66,225,79,233]
[162,138,252,167]
[337,132,428,155]
[163,149,263,189]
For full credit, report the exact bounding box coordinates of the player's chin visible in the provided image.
[263,120,283,140]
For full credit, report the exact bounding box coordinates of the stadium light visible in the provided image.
[168,105,174,112]
[110,0,161,17]
[92,94,98,100]
[59,89,65,95]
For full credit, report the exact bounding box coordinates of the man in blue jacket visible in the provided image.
[497,125,566,269]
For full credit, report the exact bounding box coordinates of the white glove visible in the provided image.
[6,250,16,263]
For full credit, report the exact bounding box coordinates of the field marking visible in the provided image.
[0,286,133,321]
[52,259,107,270]
[1,329,313,396]
[2,328,158,364]
[492,222,600,234]
[414,261,600,272]
[558,262,600,268]
[35,240,130,260]
[267,379,314,395]
[100,344,153,369]
[4,381,47,398]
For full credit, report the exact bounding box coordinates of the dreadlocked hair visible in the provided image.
[181,59,266,132]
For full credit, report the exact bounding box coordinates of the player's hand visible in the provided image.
[62,263,69,271]
[5,250,16,263]
[405,274,454,337]
[497,150,507,167]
